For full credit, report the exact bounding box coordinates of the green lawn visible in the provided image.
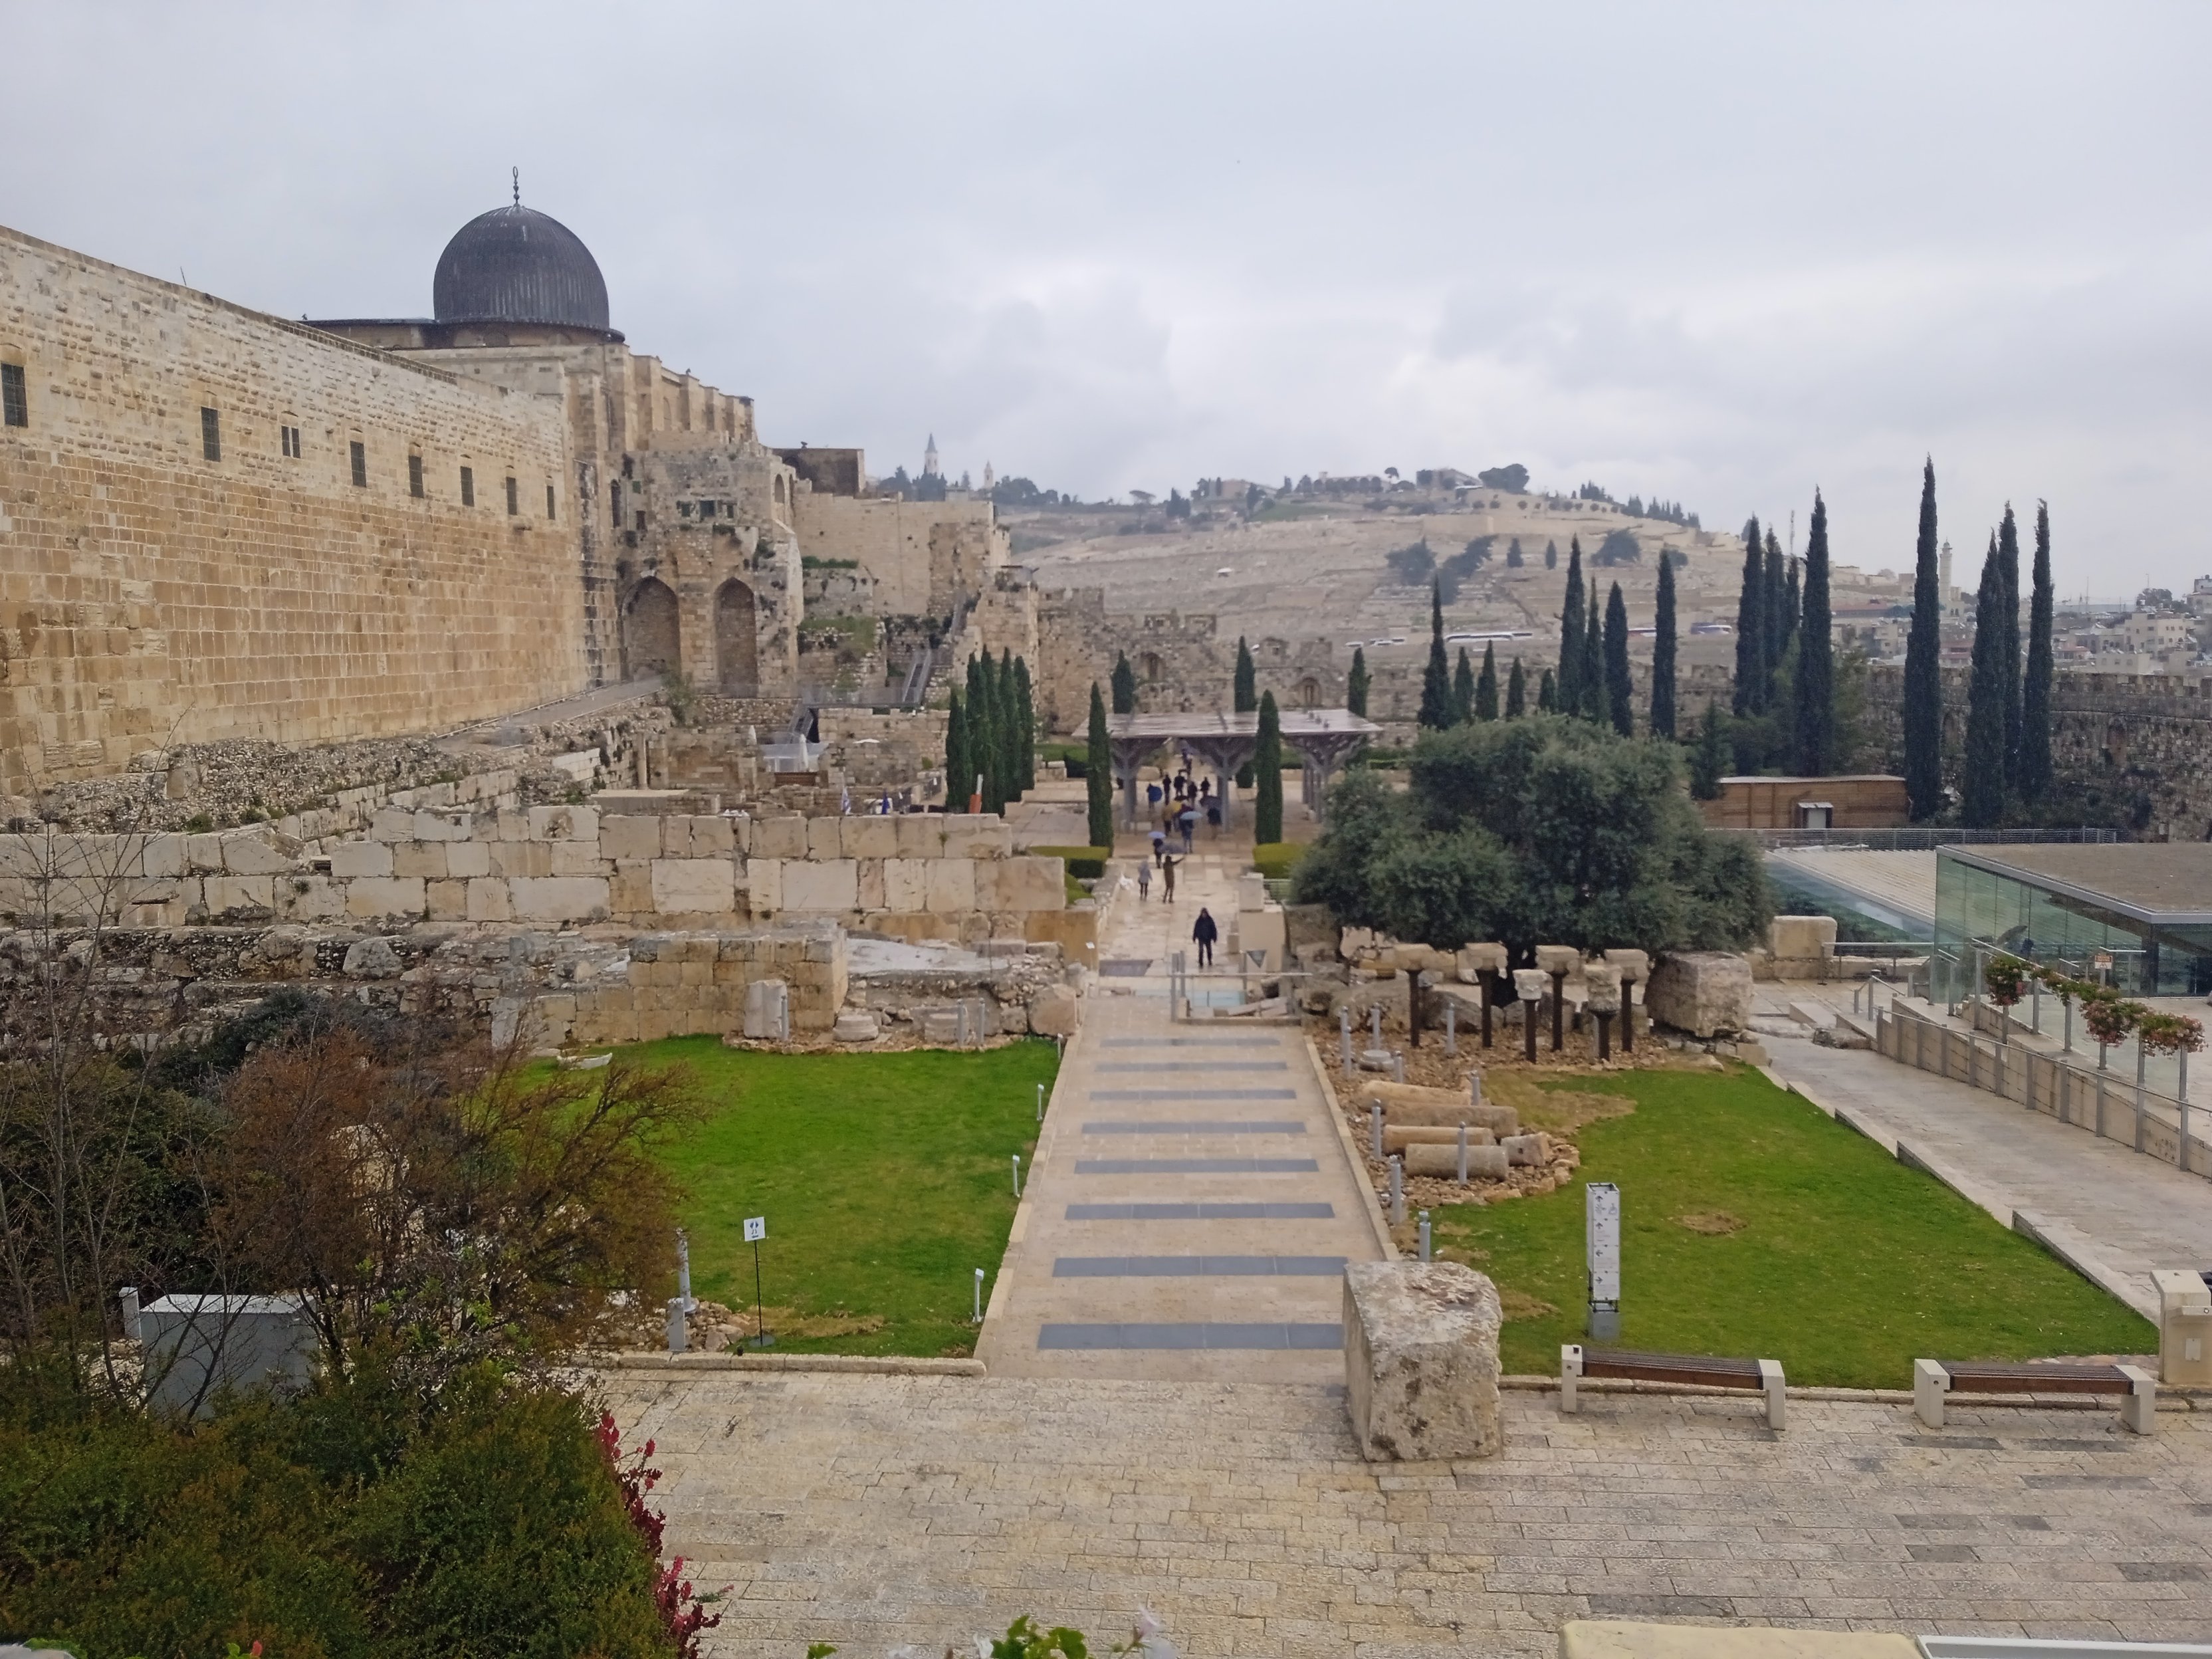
[1434,1065,2156,1388]
[635,1035,1057,1357]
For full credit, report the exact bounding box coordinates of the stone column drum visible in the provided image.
[1343,1260,1504,1462]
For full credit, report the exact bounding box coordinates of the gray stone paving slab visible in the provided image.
[1038,1321,1346,1349]
[1074,1157,1319,1174]
[596,1371,2212,1658]
[1053,1256,1348,1277]
[1063,1201,1337,1219]
[1094,1060,1292,1071]
[1087,1088,1301,1099]
[1081,1119,1306,1134]
[1101,1036,1285,1047]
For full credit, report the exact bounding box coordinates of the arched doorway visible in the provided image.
[1297,677,1321,710]
[716,578,758,693]
[625,578,680,679]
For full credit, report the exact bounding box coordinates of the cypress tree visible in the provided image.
[1085,682,1113,848]
[1253,690,1284,844]
[1538,668,1557,713]
[1014,657,1036,795]
[1603,582,1633,736]
[1581,602,1604,722]
[1474,643,1499,721]
[1903,459,1944,820]
[1733,516,1765,715]
[945,689,971,812]
[968,654,1001,814]
[1793,491,1835,774]
[1111,650,1137,715]
[1545,538,1558,570]
[1961,533,2008,828]
[1506,537,1524,568]
[1345,646,1370,717]
[1689,699,1729,800]
[1650,551,1678,738]
[1558,538,1586,713]
[2019,500,2056,804]
[997,647,1022,808]
[1418,578,1454,729]
[1782,550,1801,661]
[1763,530,1789,703]
[1505,657,1527,717]
[1233,635,1258,785]
[1997,504,2023,792]
[1452,647,1476,724]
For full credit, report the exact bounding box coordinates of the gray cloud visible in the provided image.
[5,0,2209,592]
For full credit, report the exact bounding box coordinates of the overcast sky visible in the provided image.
[7,2,2209,596]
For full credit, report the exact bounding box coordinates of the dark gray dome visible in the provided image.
[432,204,609,332]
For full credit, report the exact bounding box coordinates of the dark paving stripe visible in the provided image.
[1095,1061,1291,1073]
[1074,1158,1319,1174]
[1054,1256,1347,1277]
[1087,1089,1299,1100]
[1101,1037,1282,1048]
[1036,1321,1343,1351]
[1097,960,1153,976]
[1065,1202,1337,1220]
[1082,1119,1305,1135]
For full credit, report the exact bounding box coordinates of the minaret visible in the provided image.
[982,460,995,491]
[923,433,940,478]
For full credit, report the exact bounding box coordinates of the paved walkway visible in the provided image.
[1760,987,2212,1318]
[976,855,1386,1381]
[599,1369,2212,1657]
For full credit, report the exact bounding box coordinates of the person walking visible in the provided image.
[1151,827,1166,866]
[1136,859,1151,902]
[1161,853,1177,903]
[1178,806,1196,853]
[1192,906,1218,968]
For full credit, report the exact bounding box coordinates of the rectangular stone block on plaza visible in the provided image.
[1343,1260,1503,1461]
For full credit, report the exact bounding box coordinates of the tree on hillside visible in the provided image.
[1763,530,1789,703]
[1346,646,1370,717]
[946,689,972,811]
[1545,538,1559,570]
[1538,668,1557,713]
[1111,651,1137,715]
[1603,583,1633,736]
[1418,580,1454,729]
[1234,635,1258,784]
[1962,533,2009,828]
[1558,539,1587,715]
[1781,549,1801,663]
[1453,647,1476,724]
[1014,657,1038,795]
[1650,550,1678,738]
[1733,516,1765,715]
[1506,537,1525,568]
[1581,602,1605,722]
[1293,716,1771,954]
[966,655,1001,813]
[1085,683,1114,848]
[2019,500,2056,804]
[1505,657,1527,718]
[1997,504,2023,792]
[1793,491,1835,774]
[1903,460,1944,820]
[1690,700,1729,800]
[1254,691,1284,845]
[1475,643,1499,721]
[997,648,1024,806]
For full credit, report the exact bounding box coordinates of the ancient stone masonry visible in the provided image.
[0,225,588,796]
[1034,588,1341,732]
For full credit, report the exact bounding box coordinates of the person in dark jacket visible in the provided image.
[1192,907,1218,968]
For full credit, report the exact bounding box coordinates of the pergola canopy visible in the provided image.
[1107,709,1381,827]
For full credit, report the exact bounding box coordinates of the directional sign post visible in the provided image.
[743,1216,772,1348]
[1585,1182,1621,1341]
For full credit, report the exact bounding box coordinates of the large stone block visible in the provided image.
[508,876,611,923]
[527,805,598,841]
[856,858,887,911]
[1403,1142,1510,1178]
[895,814,943,857]
[1646,951,1754,1038]
[1355,1081,1517,1137]
[443,839,491,879]
[550,839,607,876]
[278,876,346,921]
[744,858,784,915]
[941,814,1012,859]
[1457,942,1509,980]
[1558,1624,1920,1659]
[841,815,900,858]
[782,859,859,913]
[1343,1261,1503,1462]
[602,815,662,861]
[806,817,844,859]
[344,877,427,919]
[426,878,468,921]
[743,977,789,1040]
[219,830,292,874]
[488,841,552,879]
[925,859,976,914]
[465,877,512,923]
[1769,915,1838,964]
[677,814,735,857]
[1000,855,1067,912]
[651,858,736,915]
[328,839,393,880]
[1029,982,1081,1038]
[391,841,449,879]
[753,816,809,858]
[883,857,929,912]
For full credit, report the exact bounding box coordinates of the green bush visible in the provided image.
[1252,842,1304,883]
[1028,844,1109,880]
[1036,741,1088,780]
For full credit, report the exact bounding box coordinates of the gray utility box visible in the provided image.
[141,1293,318,1416]
[2154,1269,2212,1386]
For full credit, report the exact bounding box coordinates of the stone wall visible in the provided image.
[788,489,1007,618]
[0,224,589,796]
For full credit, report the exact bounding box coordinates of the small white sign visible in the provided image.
[743,1216,767,1243]
[1585,1182,1620,1304]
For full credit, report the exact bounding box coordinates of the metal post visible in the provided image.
[1418,1210,1432,1263]
[666,1297,687,1355]
[2032,980,2042,1036]
[1407,970,1422,1050]
[1523,997,1539,1063]
[1037,1082,1046,1123]
[973,1267,986,1323]
[2136,1044,2148,1145]
[2064,997,2073,1053]
[1371,1101,1384,1160]
[1011,1153,1023,1198]
[1340,1006,1353,1068]
[1456,1123,1469,1184]
[1444,1000,1456,1057]
[677,1228,695,1313]
[1550,970,1566,1052]
[1392,1051,1404,1084]
[1371,1004,1383,1050]
[1388,1155,1405,1227]
[778,988,790,1045]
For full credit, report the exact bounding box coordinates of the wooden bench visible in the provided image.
[1913,1358,2156,1434]
[1561,1344,1786,1430]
